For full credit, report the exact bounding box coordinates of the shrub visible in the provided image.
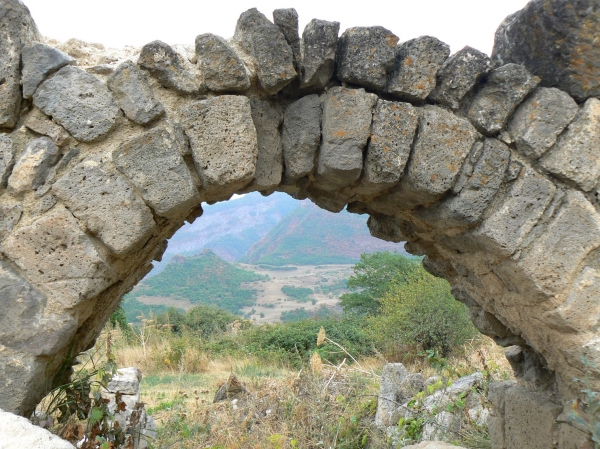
[155,305,238,339]
[368,267,477,357]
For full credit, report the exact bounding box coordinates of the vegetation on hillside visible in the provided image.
[281,285,314,302]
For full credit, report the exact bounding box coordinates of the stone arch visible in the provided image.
[1,1,599,445]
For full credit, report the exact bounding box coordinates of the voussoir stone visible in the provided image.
[386,36,450,101]
[540,98,600,192]
[367,214,406,243]
[492,0,600,101]
[195,34,250,93]
[107,60,165,125]
[508,87,579,159]
[234,8,297,95]
[360,99,419,195]
[0,135,16,189]
[316,87,377,190]
[181,95,258,201]
[112,127,200,218]
[301,19,340,89]
[33,66,120,143]
[282,94,321,183]
[428,46,492,110]
[7,137,60,194]
[467,64,539,135]
[21,43,75,99]
[248,99,283,191]
[273,8,301,72]
[398,105,479,206]
[0,0,39,128]
[52,156,156,256]
[335,26,399,91]
[24,108,71,147]
[2,205,116,307]
[138,40,202,94]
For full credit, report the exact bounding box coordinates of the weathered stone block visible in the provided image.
[428,46,492,110]
[0,408,76,448]
[519,191,600,296]
[33,66,120,143]
[22,43,75,99]
[273,8,301,71]
[23,108,71,148]
[385,36,450,101]
[335,26,398,91]
[234,8,296,94]
[248,99,283,191]
[0,136,16,189]
[112,127,200,218]
[540,98,600,192]
[316,87,377,190]
[181,96,258,201]
[282,95,321,182]
[476,165,556,256]
[508,87,579,159]
[399,105,479,206]
[360,100,418,195]
[301,19,339,89]
[107,60,165,125]
[375,362,411,427]
[367,214,406,243]
[106,367,142,395]
[0,0,39,128]
[467,64,539,135]
[7,137,60,194]
[138,40,201,94]
[2,206,115,306]
[195,34,250,93]
[492,0,600,101]
[52,157,156,256]
[0,201,22,242]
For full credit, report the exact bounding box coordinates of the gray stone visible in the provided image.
[476,165,556,256]
[0,0,39,128]
[213,373,249,403]
[7,137,60,194]
[316,87,377,190]
[403,442,466,449]
[335,26,399,91]
[508,87,579,159]
[0,136,16,189]
[425,138,510,228]
[519,191,600,296]
[107,60,165,125]
[52,157,156,256]
[492,0,600,101]
[386,36,450,101]
[540,98,600,191]
[0,201,22,242]
[399,105,479,206]
[361,100,419,194]
[112,127,200,218]
[282,94,321,182]
[273,8,301,72]
[138,40,201,94]
[367,215,406,243]
[428,46,492,110]
[106,367,142,395]
[234,8,297,95]
[23,108,71,147]
[248,99,283,191]
[181,96,258,201]
[195,34,250,93]
[375,362,410,428]
[0,409,75,448]
[2,206,115,307]
[301,19,340,89]
[33,66,120,143]
[467,64,540,135]
[21,43,75,99]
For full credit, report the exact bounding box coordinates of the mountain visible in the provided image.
[240,201,406,266]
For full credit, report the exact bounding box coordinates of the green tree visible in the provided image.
[340,251,420,315]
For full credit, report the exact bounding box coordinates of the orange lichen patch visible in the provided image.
[333,130,348,138]
[405,57,413,67]
[430,173,437,182]
[384,146,390,153]
[385,34,399,48]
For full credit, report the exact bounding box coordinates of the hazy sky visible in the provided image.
[23,0,529,55]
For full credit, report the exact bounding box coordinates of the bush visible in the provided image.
[155,305,239,339]
[368,267,477,357]
[281,285,313,302]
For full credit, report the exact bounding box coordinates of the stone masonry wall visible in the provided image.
[1,0,599,446]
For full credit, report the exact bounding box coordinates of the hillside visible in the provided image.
[125,250,268,316]
[240,201,406,266]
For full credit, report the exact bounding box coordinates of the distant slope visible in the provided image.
[240,201,406,266]
[127,250,268,314]
[149,192,298,275]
